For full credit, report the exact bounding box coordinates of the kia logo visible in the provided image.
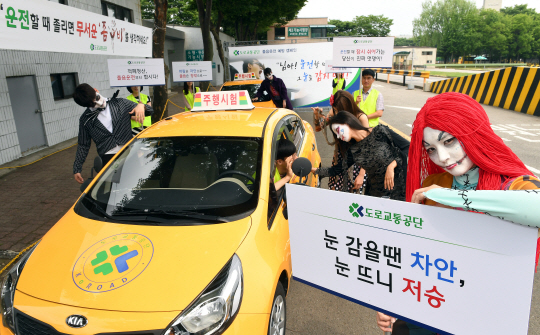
[66,315,88,328]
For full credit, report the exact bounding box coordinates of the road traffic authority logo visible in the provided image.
[72,233,154,293]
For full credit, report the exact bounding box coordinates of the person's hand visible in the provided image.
[311,107,322,117]
[384,161,396,190]
[353,169,366,191]
[131,115,137,121]
[311,167,318,174]
[74,173,84,184]
[376,312,395,332]
[411,184,443,204]
[283,100,287,108]
[356,94,361,104]
[253,97,258,101]
[130,103,145,124]
[286,157,295,179]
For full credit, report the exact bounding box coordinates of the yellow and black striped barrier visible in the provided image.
[430,67,540,116]
[368,68,430,78]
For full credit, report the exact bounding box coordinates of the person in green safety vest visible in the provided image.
[274,138,297,192]
[126,86,152,134]
[353,69,384,128]
[332,73,347,95]
[183,81,201,112]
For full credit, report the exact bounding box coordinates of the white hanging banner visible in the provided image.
[172,61,213,82]
[325,60,352,73]
[286,184,537,335]
[0,0,152,57]
[107,59,165,87]
[332,37,394,68]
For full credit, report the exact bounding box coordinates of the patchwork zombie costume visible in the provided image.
[389,92,540,335]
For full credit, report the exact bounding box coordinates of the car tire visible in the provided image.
[268,282,286,335]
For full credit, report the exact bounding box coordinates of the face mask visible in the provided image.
[266,74,273,80]
[422,127,475,176]
[331,123,351,142]
[93,93,106,109]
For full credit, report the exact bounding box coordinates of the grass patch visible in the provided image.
[429,71,477,78]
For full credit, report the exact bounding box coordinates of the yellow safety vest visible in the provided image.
[249,168,281,185]
[354,89,380,128]
[185,87,201,111]
[127,94,152,128]
[332,78,345,95]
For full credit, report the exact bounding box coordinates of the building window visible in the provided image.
[50,73,78,101]
[426,60,432,63]
[275,27,285,40]
[49,0,67,4]
[101,1,133,22]
[422,51,433,55]
[311,28,327,38]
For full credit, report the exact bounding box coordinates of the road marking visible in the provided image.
[386,105,421,111]
[380,120,411,141]
[526,165,540,175]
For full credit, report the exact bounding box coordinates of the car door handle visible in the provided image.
[312,143,315,151]
[35,109,43,114]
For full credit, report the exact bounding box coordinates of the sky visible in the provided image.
[297,0,540,37]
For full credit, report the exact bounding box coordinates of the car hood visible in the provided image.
[16,210,251,312]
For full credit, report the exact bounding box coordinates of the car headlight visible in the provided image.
[162,254,243,335]
[1,243,39,333]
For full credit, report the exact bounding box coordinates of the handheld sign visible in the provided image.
[234,73,257,80]
[172,61,213,82]
[107,59,165,87]
[332,37,394,68]
[286,184,537,335]
[325,60,352,73]
[190,90,254,112]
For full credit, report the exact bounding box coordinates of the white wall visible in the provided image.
[0,0,142,165]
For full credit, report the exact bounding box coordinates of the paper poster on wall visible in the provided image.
[107,59,165,87]
[0,0,152,57]
[332,37,394,68]
[325,60,353,73]
[286,184,537,335]
[172,61,213,82]
[228,42,361,108]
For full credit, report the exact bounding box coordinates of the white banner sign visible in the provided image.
[228,43,361,108]
[325,60,352,73]
[107,59,165,87]
[190,90,254,111]
[0,0,151,57]
[286,184,537,335]
[172,61,213,82]
[332,37,394,68]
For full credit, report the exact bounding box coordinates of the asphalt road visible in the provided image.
[289,81,540,335]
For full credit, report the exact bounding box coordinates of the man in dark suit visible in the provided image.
[72,83,153,184]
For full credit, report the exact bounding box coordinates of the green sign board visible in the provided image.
[288,27,309,37]
[186,49,204,61]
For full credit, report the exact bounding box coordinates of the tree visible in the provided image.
[507,14,535,61]
[328,15,393,37]
[477,9,509,62]
[394,37,416,46]
[152,0,169,123]
[194,0,214,91]
[413,0,478,62]
[501,4,537,17]
[141,0,198,25]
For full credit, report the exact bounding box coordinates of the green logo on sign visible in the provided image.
[91,245,138,276]
[349,203,363,218]
[90,44,94,51]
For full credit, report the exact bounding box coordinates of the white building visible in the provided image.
[392,46,437,70]
[483,0,503,11]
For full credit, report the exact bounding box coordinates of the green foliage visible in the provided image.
[413,0,540,62]
[328,15,393,37]
[394,37,416,46]
[140,0,198,26]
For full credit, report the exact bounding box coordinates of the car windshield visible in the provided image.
[221,84,261,100]
[76,136,262,225]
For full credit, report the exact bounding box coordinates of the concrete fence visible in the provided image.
[429,67,540,117]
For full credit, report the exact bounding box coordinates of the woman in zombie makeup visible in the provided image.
[376,92,540,335]
[312,111,407,200]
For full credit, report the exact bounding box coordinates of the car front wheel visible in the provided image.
[268,282,286,335]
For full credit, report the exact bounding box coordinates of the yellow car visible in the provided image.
[220,79,275,108]
[0,91,321,335]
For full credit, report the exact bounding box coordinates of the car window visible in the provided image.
[76,136,263,224]
[221,84,261,100]
[267,115,303,224]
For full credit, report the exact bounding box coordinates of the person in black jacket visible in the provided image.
[72,83,153,184]
[253,68,293,109]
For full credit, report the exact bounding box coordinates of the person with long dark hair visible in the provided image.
[183,81,200,111]
[312,90,369,192]
[312,111,407,200]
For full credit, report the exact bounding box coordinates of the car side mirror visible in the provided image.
[94,156,103,173]
[292,157,312,185]
[80,178,93,193]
